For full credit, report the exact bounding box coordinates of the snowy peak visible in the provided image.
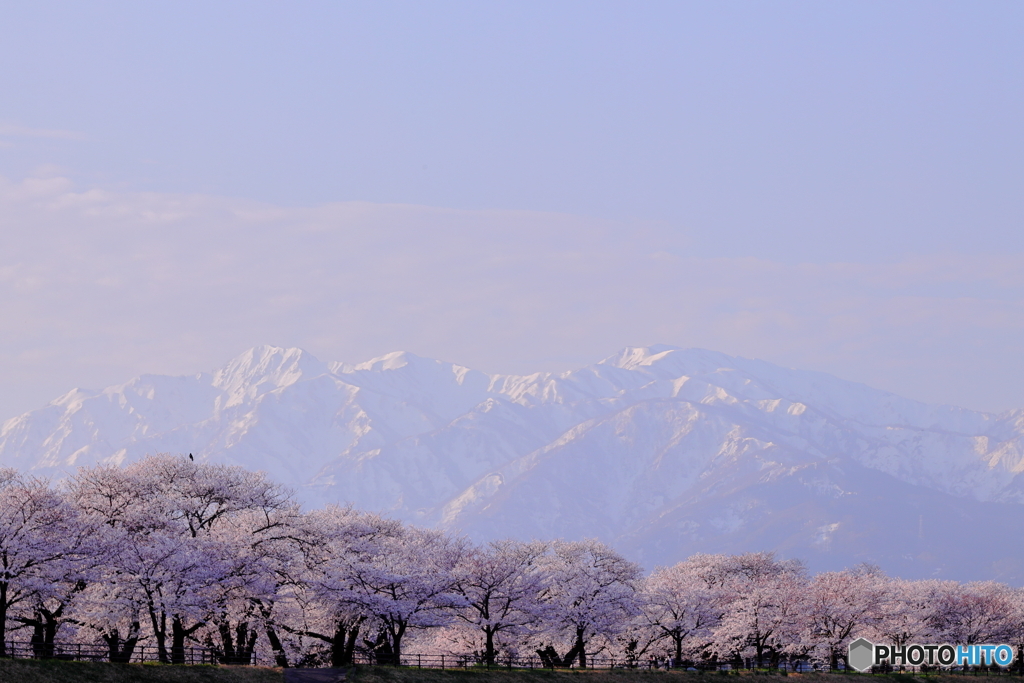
[600,345,682,370]
[598,345,737,376]
[51,387,94,410]
[330,351,494,422]
[212,346,328,406]
[591,346,994,433]
[342,350,487,391]
[347,350,429,373]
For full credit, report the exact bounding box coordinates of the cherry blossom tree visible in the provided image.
[709,552,808,669]
[872,578,939,648]
[282,506,400,667]
[453,539,549,665]
[67,463,161,661]
[927,580,1019,645]
[639,558,725,665]
[130,531,228,663]
[539,539,642,668]
[196,499,306,665]
[340,525,468,663]
[12,557,94,658]
[802,565,887,668]
[0,470,96,657]
[67,560,149,662]
[68,454,296,664]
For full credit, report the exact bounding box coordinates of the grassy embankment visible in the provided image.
[0,660,1016,683]
[0,659,282,683]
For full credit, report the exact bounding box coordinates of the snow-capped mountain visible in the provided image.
[3,345,1024,582]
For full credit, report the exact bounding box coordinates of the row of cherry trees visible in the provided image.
[1,455,1023,669]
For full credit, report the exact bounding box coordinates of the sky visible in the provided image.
[1,1,1023,420]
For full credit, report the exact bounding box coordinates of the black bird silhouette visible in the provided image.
[188,453,194,461]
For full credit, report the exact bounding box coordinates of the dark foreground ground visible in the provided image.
[347,670,1024,683]
[0,659,283,682]
[3,660,1022,683]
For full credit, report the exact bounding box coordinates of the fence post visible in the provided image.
[418,654,421,669]
[441,654,445,670]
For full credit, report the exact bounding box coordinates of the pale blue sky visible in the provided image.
[1,2,1023,418]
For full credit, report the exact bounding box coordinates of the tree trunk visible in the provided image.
[342,622,361,666]
[218,619,236,663]
[30,621,45,658]
[171,616,188,664]
[0,583,9,658]
[237,622,258,665]
[148,605,169,663]
[280,618,365,668]
[331,621,360,667]
[103,624,141,663]
[42,609,59,658]
[254,598,290,667]
[367,630,396,666]
[575,630,587,669]
[17,605,65,659]
[308,619,362,667]
[390,623,406,665]
[484,627,496,666]
[171,615,203,664]
[537,645,580,669]
[264,623,289,668]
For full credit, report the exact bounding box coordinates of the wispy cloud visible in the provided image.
[0,123,86,141]
[0,174,1022,420]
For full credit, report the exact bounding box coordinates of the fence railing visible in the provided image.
[347,653,1022,674]
[1,640,217,665]
[344,652,803,671]
[0,642,764,670]
[5,642,1019,675]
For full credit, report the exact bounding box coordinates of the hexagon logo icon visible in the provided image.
[848,637,874,672]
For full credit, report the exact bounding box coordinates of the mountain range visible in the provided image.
[2,344,1023,582]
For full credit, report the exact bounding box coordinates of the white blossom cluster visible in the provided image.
[1,455,1021,670]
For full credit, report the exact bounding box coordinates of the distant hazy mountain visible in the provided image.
[3,345,1024,582]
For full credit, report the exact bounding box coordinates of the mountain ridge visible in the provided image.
[3,344,1023,581]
